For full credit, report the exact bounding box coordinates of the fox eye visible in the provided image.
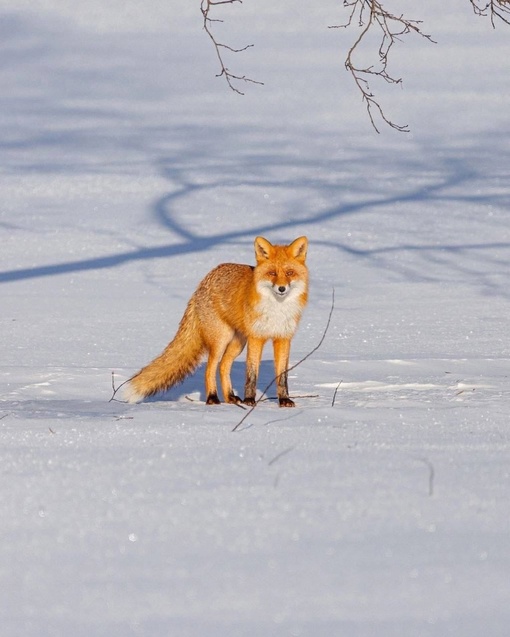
[286,269,295,277]
[268,270,277,277]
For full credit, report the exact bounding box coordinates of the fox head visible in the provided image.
[254,236,309,301]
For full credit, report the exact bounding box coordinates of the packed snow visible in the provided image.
[1,1,510,635]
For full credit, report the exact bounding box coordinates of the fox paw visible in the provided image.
[278,397,295,408]
[206,393,221,405]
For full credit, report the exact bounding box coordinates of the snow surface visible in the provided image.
[1,1,510,635]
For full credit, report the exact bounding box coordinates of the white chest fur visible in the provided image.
[252,282,305,339]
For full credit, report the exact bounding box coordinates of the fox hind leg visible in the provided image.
[219,333,246,404]
[204,326,246,405]
[204,329,232,404]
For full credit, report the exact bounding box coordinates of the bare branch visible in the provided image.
[468,0,510,27]
[330,0,435,133]
[110,371,129,403]
[198,0,510,132]
[200,0,263,95]
[331,380,343,407]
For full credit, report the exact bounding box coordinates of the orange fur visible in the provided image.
[125,236,309,407]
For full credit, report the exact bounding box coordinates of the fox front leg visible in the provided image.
[273,338,295,407]
[243,338,265,406]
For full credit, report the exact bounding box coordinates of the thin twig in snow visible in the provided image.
[268,445,296,466]
[331,380,343,407]
[110,371,130,403]
[468,0,510,27]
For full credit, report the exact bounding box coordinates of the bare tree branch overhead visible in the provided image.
[468,0,510,26]
[200,0,263,95]
[201,0,510,131]
[329,1,435,133]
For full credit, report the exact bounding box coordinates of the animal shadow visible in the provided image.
[151,360,277,403]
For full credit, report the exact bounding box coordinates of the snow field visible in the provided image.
[1,1,510,635]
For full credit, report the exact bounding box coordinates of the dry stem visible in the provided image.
[468,0,510,27]
[330,0,435,133]
[199,0,510,132]
[200,0,263,94]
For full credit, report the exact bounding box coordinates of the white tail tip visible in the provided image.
[123,382,144,404]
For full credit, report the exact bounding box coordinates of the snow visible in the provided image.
[1,0,510,635]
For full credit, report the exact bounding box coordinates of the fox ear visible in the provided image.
[254,236,274,262]
[288,236,308,263]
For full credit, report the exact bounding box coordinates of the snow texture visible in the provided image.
[1,1,510,635]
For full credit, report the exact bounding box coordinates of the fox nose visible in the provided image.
[278,285,287,293]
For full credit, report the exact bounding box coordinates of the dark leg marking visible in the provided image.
[244,366,258,405]
[227,392,243,405]
[206,392,221,405]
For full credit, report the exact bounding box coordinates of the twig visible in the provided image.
[232,288,336,432]
[110,371,129,403]
[200,0,263,94]
[257,393,318,402]
[329,0,435,132]
[198,0,510,132]
[268,445,296,466]
[468,0,510,27]
[331,380,343,407]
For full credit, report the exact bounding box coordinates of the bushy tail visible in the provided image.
[125,298,205,403]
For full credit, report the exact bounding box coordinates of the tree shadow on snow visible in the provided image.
[3,125,510,302]
[1,11,510,300]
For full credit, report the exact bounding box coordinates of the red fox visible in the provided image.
[125,236,309,407]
